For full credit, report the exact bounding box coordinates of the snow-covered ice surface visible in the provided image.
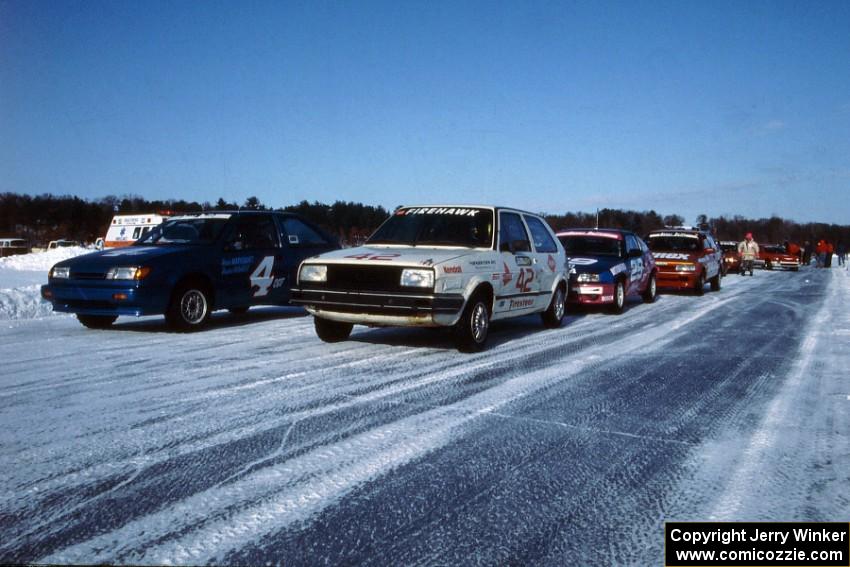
[0,267,847,564]
[0,248,91,321]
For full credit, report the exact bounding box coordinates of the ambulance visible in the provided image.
[103,214,169,248]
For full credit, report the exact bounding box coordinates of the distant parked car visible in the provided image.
[0,238,31,257]
[42,211,338,330]
[645,227,723,295]
[556,228,657,313]
[759,244,801,271]
[718,240,741,274]
[47,240,81,249]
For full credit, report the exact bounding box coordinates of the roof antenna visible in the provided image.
[595,208,599,230]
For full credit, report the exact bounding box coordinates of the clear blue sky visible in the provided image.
[2,0,849,224]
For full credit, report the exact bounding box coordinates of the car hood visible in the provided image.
[54,245,203,271]
[568,255,629,274]
[303,245,477,268]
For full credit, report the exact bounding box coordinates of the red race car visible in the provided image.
[759,244,801,271]
[718,240,741,274]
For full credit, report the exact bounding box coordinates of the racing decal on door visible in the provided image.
[515,268,535,293]
[501,262,513,285]
[250,256,275,297]
[547,254,556,271]
[630,258,644,280]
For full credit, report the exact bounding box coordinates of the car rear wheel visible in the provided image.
[314,317,353,343]
[541,285,566,328]
[166,282,212,331]
[608,281,625,314]
[642,273,657,303]
[456,293,490,352]
[710,272,721,292]
[695,273,706,296]
[77,314,117,329]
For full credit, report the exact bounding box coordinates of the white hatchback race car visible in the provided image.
[291,205,569,351]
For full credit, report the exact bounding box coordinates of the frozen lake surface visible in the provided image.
[1,265,848,564]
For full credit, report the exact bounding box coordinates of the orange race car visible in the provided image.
[645,228,723,295]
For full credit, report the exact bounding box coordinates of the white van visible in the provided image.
[104,214,169,248]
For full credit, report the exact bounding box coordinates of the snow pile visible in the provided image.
[0,248,90,320]
[0,285,56,321]
[0,246,91,271]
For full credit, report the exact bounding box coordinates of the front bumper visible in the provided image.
[290,287,465,327]
[41,280,169,317]
[568,282,615,305]
[656,269,700,290]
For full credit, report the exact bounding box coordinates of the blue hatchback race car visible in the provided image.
[41,211,338,330]
[556,228,658,313]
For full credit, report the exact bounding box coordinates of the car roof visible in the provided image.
[556,228,633,240]
[647,228,709,236]
[397,205,544,217]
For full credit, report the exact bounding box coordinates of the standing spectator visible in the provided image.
[802,240,812,265]
[738,232,759,276]
[815,239,827,268]
[837,242,846,267]
[825,240,834,268]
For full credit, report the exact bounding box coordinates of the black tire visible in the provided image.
[77,314,117,329]
[642,273,657,303]
[166,282,212,331]
[314,317,353,343]
[710,272,721,292]
[229,306,249,315]
[541,284,566,328]
[608,280,625,314]
[695,273,705,296]
[455,293,490,352]
[766,261,773,270]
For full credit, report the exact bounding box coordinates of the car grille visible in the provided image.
[324,265,406,293]
[71,272,106,280]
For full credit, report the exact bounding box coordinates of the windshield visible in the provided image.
[367,207,494,247]
[647,236,700,252]
[136,218,229,245]
[559,236,622,257]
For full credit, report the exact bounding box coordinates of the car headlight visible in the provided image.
[576,273,600,283]
[400,268,434,288]
[300,264,327,283]
[675,264,697,272]
[50,266,70,279]
[105,266,151,280]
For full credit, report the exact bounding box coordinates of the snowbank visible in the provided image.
[0,248,90,320]
[0,246,91,271]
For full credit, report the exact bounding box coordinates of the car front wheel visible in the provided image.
[456,294,490,352]
[710,271,721,292]
[166,283,212,331]
[314,317,353,343]
[695,273,706,296]
[608,281,625,314]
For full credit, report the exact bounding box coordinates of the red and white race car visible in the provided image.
[645,228,723,295]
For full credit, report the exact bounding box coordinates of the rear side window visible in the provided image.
[499,212,531,252]
[625,234,640,254]
[280,217,331,247]
[523,215,558,253]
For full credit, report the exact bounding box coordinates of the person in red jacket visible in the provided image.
[825,240,834,268]
[815,239,827,268]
